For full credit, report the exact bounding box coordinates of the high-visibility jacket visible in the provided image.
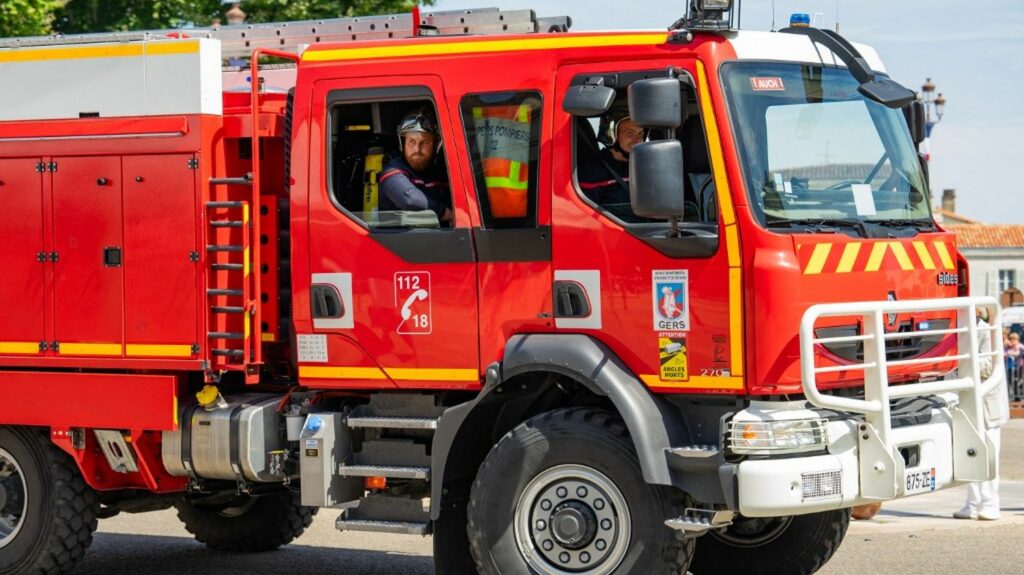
[470,104,531,218]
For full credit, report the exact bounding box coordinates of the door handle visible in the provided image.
[554,281,591,318]
[311,284,344,319]
[103,247,122,267]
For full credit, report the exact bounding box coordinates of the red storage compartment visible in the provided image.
[122,154,199,358]
[52,156,124,356]
[0,158,46,355]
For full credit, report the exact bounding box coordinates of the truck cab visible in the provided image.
[0,4,1006,575]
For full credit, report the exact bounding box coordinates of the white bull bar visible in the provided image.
[799,296,1003,500]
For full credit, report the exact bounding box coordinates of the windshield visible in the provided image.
[722,62,932,230]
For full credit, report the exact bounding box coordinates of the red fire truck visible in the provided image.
[0,3,1005,574]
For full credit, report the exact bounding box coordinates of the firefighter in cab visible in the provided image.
[578,113,645,207]
[380,109,453,223]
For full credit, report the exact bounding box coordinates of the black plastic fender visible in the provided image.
[431,333,688,519]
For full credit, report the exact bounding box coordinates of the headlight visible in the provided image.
[728,418,829,455]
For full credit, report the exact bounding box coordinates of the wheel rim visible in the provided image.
[0,447,28,549]
[514,464,631,575]
[710,514,794,548]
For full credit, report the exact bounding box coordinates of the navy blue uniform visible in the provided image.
[578,148,630,206]
[379,156,450,220]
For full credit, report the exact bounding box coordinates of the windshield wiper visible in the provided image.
[766,217,869,237]
[867,218,936,231]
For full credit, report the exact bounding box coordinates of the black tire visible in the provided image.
[175,490,317,552]
[0,427,99,575]
[689,509,850,575]
[467,408,693,575]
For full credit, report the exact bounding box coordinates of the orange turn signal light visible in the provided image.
[365,476,387,490]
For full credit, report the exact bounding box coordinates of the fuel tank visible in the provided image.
[162,394,285,482]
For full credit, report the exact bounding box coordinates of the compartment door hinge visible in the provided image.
[188,158,199,169]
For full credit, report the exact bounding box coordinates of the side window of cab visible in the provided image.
[460,91,543,229]
[570,71,718,236]
[327,87,454,230]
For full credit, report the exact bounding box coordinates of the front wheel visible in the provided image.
[467,408,693,574]
[690,509,850,575]
[0,427,99,575]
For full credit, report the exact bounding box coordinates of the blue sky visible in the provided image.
[433,0,1024,223]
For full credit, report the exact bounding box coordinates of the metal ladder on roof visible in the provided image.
[0,7,572,60]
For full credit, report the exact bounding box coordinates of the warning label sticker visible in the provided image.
[659,335,688,382]
[750,77,785,91]
[296,334,328,363]
[652,270,689,332]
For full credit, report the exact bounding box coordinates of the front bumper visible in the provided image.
[733,296,1003,518]
[735,404,962,517]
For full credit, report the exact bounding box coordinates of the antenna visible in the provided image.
[771,0,777,32]
[836,0,841,32]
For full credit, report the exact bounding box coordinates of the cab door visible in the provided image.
[454,90,554,369]
[298,75,480,390]
[553,59,744,392]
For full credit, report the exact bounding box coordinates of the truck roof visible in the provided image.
[298,28,887,74]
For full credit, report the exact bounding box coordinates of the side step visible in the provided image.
[667,445,720,459]
[337,464,429,480]
[336,519,430,536]
[336,495,431,536]
[665,509,735,534]
[346,416,438,430]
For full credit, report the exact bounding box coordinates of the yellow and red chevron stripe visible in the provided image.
[798,240,956,275]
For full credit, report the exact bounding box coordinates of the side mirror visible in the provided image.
[903,100,927,146]
[858,77,917,110]
[630,140,685,218]
[563,83,616,117]
[628,78,683,129]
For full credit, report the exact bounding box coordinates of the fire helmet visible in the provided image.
[397,109,440,150]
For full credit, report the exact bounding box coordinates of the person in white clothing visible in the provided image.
[954,308,1011,521]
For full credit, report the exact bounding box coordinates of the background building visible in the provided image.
[939,189,1024,309]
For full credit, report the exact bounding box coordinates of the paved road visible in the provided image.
[72,419,1024,575]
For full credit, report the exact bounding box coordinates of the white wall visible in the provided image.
[960,248,1024,298]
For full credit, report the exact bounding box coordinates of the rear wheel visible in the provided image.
[175,490,317,552]
[0,427,98,575]
[690,509,850,575]
[467,408,693,574]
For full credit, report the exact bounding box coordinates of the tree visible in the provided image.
[53,0,433,34]
[0,0,63,37]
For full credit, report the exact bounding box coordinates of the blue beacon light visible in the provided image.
[790,13,811,28]
[305,415,324,433]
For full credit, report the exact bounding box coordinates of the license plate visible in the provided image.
[904,467,937,494]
